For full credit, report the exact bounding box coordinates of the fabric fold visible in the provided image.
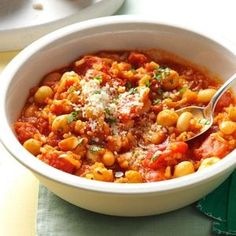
[197,170,236,235]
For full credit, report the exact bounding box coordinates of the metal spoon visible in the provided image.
[176,73,236,141]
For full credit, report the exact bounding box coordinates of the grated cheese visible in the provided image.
[117,92,143,115]
[80,79,112,116]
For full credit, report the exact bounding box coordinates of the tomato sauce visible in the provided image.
[14,50,236,183]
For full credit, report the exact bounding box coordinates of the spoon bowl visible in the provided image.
[176,105,212,141]
[176,73,236,141]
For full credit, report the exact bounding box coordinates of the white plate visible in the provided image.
[0,0,124,51]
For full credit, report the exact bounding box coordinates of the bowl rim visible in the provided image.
[1,15,236,194]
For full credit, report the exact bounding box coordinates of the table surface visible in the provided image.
[1,1,236,235]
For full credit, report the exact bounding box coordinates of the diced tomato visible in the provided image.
[128,52,148,68]
[216,91,234,111]
[51,157,75,174]
[194,134,231,159]
[14,122,38,143]
[143,145,165,169]
[20,117,50,136]
[142,142,188,170]
[169,142,188,153]
[40,152,76,174]
[46,133,62,147]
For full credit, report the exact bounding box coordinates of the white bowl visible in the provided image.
[1,16,236,216]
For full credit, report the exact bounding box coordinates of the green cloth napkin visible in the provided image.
[37,186,212,236]
[197,171,236,235]
[37,171,236,236]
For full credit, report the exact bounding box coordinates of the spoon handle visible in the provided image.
[205,73,236,115]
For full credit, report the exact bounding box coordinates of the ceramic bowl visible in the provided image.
[1,16,236,216]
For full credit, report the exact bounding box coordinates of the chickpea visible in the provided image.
[145,61,159,71]
[86,147,105,163]
[85,173,94,180]
[93,166,114,182]
[58,136,80,151]
[219,120,236,135]
[164,166,172,179]
[157,109,178,127]
[86,150,100,163]
[198,157,220,171]
[161,70,179,90]
[51,114,70,133]
[146,131,165,145]
[176,112,193,132]
[34,86,53,104]
[182,89,197,102]
[197,89,216,104]
[74,120,86,134]
[228,107,236,121]
[174,161,195,177]
[23,138,42,155]
[117,152,132,169]
[138,74,151,87]
[83,106,100,119]
[117,86,126,93]
[57,72,80,93]
[125,170,143,183]
[102,150,116,166]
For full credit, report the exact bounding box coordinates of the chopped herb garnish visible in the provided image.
[67,111,80,124]
[106,117,117,124]
[157,87,163,95]
[179,87,187,94]
[159,66,171,73]
[104,108,111,115]
[93,90,101,94]
[89,145,103,153]
[151,151,162,162]
[153,98,161,105]
[154,73,162,81]
[198,119,211,125]
[68,86,76,93]
[93,75,102,83]
[126,81,132,89]
[77,138,84,146]
[128,87,138,94]
[67,115,74,124]
[153,67,171,81]
[104,107,117,124]
[145,80,151,87]
[111,98,118,104]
